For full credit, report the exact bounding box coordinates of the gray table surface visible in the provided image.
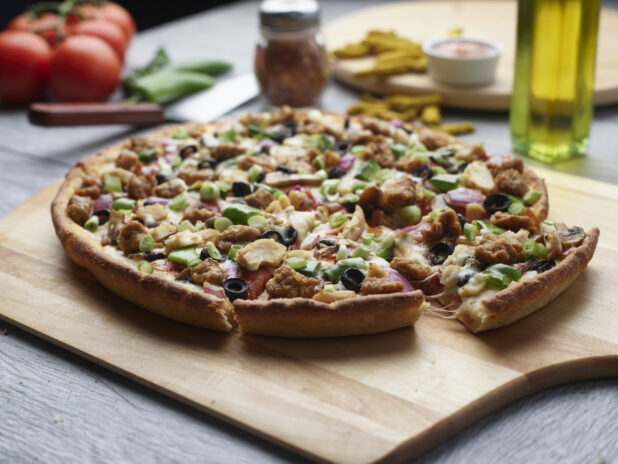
[1,1,617,463]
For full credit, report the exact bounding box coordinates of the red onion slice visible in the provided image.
[386,269,414,292]
[145,196,170,205]
[338,153,356,171]
[203,284,225,299]
[446,188,484,207]
[92,193,112,212]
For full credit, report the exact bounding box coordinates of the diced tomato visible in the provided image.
[243,268,273,299]
[525,208,536,220]
[367,225,383,234]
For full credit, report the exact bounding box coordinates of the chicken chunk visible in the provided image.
[265,265,321,299]
[235,239,287,271]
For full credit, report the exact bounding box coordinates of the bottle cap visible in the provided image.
[259,0,320,31]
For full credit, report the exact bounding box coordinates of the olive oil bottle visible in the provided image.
[510,0,601,163]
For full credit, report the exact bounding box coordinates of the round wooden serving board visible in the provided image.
[324,1,618,110]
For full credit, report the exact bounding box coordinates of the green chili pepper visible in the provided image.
[523,239,548,259]
[84,216,99,232]
[473,220,506,235]
[173,60,232,76]
[112,197,136,211]
[168,246,201,265]
[168,193,189,211]
[139,235,155,252]
[429,174,460,192]
[131,70,215,105]
[222,204,261,225]
[320,179,340,196]
[355,159,381,181]
[479,263,522,289]
[177,220,196,233]
[104,174,122,193]
[200,182,219,201]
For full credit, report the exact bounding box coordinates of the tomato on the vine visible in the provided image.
[0,31,52,103]
[49,35,121,101]
[76,2,136,41]
[7,12,68,46]
[69,19,128,60]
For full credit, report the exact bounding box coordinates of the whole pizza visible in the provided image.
[51,106,599,337]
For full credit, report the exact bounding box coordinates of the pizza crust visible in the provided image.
[233,291,427,338]
[454,228,599,333]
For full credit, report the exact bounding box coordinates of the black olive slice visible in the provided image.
[254,170,266,183]
[281,120,298,134]
[413,164,433,181]
[483,193,511,214]
[276,165,296,174]
[156,173,171,184]
[222,278,249,301]
[282,226,298,246]
[198,158,217,169]
[530,258,556,273]
[142,251,166,262]
[341,268,365,292]
[457,213,466,229]
[143,199,155,206]
[271,127,293,144]
[232,181,252,197]
[344,116,350,130]
[335,140,352,153]
[92,209,110,225]
[328,167,343,179]
[457,162,469,173]
[456,266,482,287]
[261,230,284,244]
[179,144,198,159]
[429,241,455,265]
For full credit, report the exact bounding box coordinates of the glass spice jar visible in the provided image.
[255,0,329,108]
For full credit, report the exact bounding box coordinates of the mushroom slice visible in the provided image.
[235,238,287,271]
[555,223,585,248]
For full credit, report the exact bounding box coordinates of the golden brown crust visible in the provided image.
[51,124,236,332]
[455,228,599,333]
[233,291,427,338]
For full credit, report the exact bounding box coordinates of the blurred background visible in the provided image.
[1,0,237,30]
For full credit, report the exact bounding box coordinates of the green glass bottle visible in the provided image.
[510,0,601,163]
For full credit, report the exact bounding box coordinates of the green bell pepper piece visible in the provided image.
[222,204,261,225]
[104,174,122,193]
[111,197,136,211]
[473,220,506,235]
[355,159,381,181]
[429,174,460,192]
[167,246,201,266]
[523,239,548,259]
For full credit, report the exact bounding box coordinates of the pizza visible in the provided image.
[51,106,599,337]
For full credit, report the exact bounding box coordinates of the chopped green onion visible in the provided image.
[137,261,153,274]
[473,220,506,235]
[247,164,264,182]
[429,209,442,220]
[336,244,348,261]
[172,127,189,139]
[429,174,460,192]
[312,156,326,170]
[432,165,447,175]
[508,202,527,216]
[178,220,196,233]
[84,216,99,232]
[376,232,395,260]
[423,188,436,199]
[341,193,359,205]
[295,259,321,277]
[170,156,182,168]
[307,133,333,152]
[139,234,155,252]
[315,169,328,180]
[199,182,219,200]
[463,223,478,241]
[214,180,231,195]
[320,179,340,196]
[214,216,233,232]
[287,257,307,269]
[523,239,548,259]
[375,168,391,181]
[543,219,555,226]
[361,233,375,246]
[187,258,202,268]
[104,174,122,193]
[247,214,266,229]
[138,149,157,162]
[390,143,408,159]
[329,214,349,228]
[350,145,366,156]
[523,190,541,205]
[323,284,338,292]
[205,241,223,261]
[228,244,242,259]
[350,181,367,193]
[111,197,136,211]
[352,244,371,259]
[195,220,206,230]
[168,193,189,211]
[399,205,421,225]
[321,257,367,282]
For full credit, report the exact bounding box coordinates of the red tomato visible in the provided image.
[76,2,136,41]
[0,31,52,103]
[49,35,121,102]
[69,19,128,60]
[8,12,68,46]
[243,268,273,299]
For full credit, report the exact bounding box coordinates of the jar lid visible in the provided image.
[259,0,321,32]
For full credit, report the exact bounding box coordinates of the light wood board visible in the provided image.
[0,171,617,463]
[324,1,618,110]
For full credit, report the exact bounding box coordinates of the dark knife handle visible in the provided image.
[28,102,166,127]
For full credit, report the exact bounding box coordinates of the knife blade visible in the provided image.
[28,73,260,127]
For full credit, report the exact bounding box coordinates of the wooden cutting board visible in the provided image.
[324,1,618,110]
[1,170,617,463]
